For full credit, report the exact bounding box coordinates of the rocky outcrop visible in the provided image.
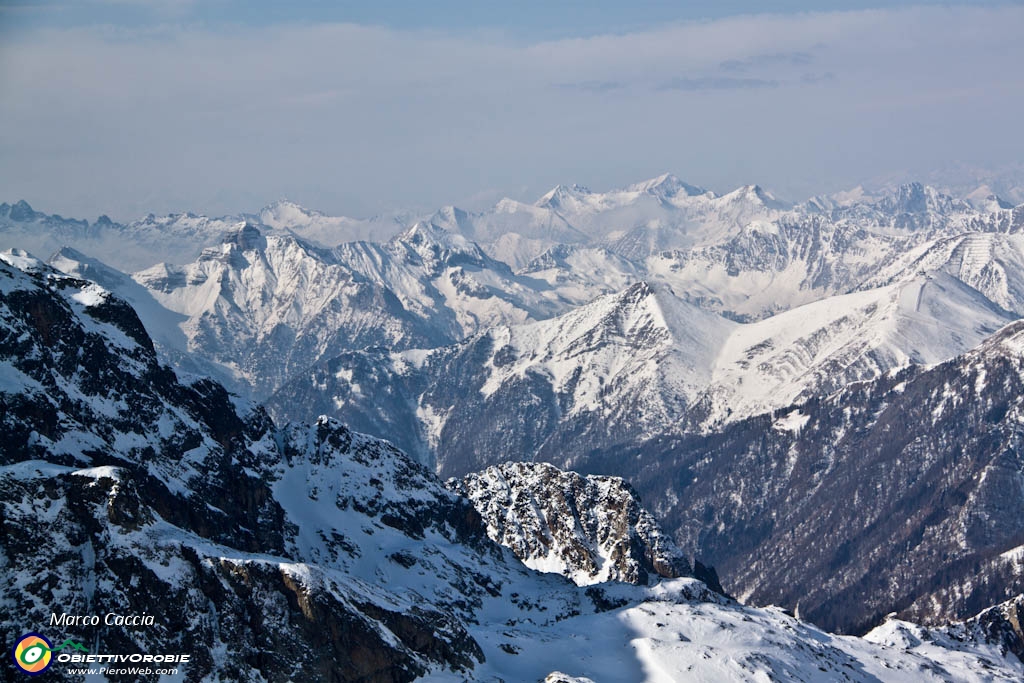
[958,594,1024,662]
[448,462,690,586]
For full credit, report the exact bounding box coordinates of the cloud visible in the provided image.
[657,76,780,92]
[720,51,815,73]
[800,72,836,84]
[552,80,627,93]
[0,5,1023,220]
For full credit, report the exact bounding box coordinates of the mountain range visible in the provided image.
[4,172,1024,675]
[6,251,1024,680]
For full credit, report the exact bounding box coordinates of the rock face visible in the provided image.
[960,594,1024,662]
[448,462,690,586]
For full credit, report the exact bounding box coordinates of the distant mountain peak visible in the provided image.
[428,205,474,235]
[398,219,451,243]
[536,183,593,208]
[394,220,489,264]
[8,199,37,222]
[627,173,707,198]
[621,278,658,302]
[696,184,786,215]
[740,184,786,207]
[965,185,1015,211]
[433,204,468,220]
[874,182,965,216]
[220,221,265,251]
[260,198,322,218]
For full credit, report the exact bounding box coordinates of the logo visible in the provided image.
[11,633,88,675]
[12,633,52,675]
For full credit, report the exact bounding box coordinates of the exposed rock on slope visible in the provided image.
[448,462,690,586]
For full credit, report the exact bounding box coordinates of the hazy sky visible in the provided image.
[1,1,1023,221]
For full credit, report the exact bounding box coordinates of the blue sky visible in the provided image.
[1,1,1002,35]
[1,1,1023,220]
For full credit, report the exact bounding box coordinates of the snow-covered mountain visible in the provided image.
[7,252,1020,681]
[126,224,438,397]
[267,281,731,472]
[517,180,1024,322]
[271,269,1014,475]
[46,245,239,390]
[431,198,591,270]
[427,175,792,268]
[863,231,1024,316]
[453,177,1023,272]
[0,199,418,273]
[114,221,579,398]
[9,178,1024,355]
[0,200,257,272]
[5,176,1022,282]
[333,220,570,339]
[602,317,1024,635]
[8,174,1024,651]
[257,199,415,245]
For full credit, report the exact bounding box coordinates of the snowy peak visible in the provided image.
[625,173,708,199]
[875,182,968,217]
[256,199,414,246]
[397,220,461,248]
[393,220,491,267]
[2,248,129,327]
[449,461,692,586]
[2,199,40,222]
[460,281,734,438]
[537,174,708,213]
[536,183,593,210]
[496,280,729,363]
[965,185,1015,212]
[721,183,790,211]
[49,246,135,293]
[428,204,475,235]
[817,184,877,209]
[131,224,440,398]
[258,199,323,227]
[221,221,266,252]
[0,199,91,234]
[193,220,272,267]
[707,270,1016,421]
